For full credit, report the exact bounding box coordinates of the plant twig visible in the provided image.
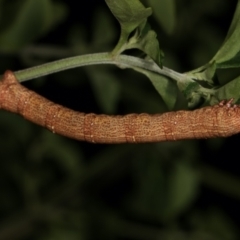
[12,52,186,83]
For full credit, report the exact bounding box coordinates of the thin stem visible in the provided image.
[13,52,187,83]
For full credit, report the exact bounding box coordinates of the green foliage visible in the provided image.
[105,0,152,54]
[215,75,240,104]
[146,0,176,34]
[185,0,240,106]
[105,0,163,68]
[105,0,240,108]
[105,0,152,31]
[211,0,240,68]
[0,0,67,52]
[1,0,240,240]
[134,67,178,109]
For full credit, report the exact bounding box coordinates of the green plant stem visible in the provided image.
[13,52,187,83]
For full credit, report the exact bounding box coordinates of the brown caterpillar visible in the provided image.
[1,70,240,143]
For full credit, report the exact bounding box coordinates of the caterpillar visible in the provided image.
[1,70,240,144]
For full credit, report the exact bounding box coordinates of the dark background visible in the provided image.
[0,0,240,239]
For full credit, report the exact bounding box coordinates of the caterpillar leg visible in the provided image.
[218,98,235,108]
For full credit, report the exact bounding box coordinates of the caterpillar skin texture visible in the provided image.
[1,70,240,144]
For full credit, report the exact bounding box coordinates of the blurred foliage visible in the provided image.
[0,0,240,240]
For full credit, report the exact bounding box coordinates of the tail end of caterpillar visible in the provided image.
[0,70,18,110]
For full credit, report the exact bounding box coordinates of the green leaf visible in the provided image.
[220,0,240,47]
[0,0,67,52]
[105,0,152,32]
[134,67,178,109]
[186,61,217,85]
[105,0,152,55]
[214,75,240,104]
[214,51,240,69]
[177,79,204,108]
[128,27,164,67]
[105,0,164,67]
[146,0,176,34]
[210,1,240,68]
